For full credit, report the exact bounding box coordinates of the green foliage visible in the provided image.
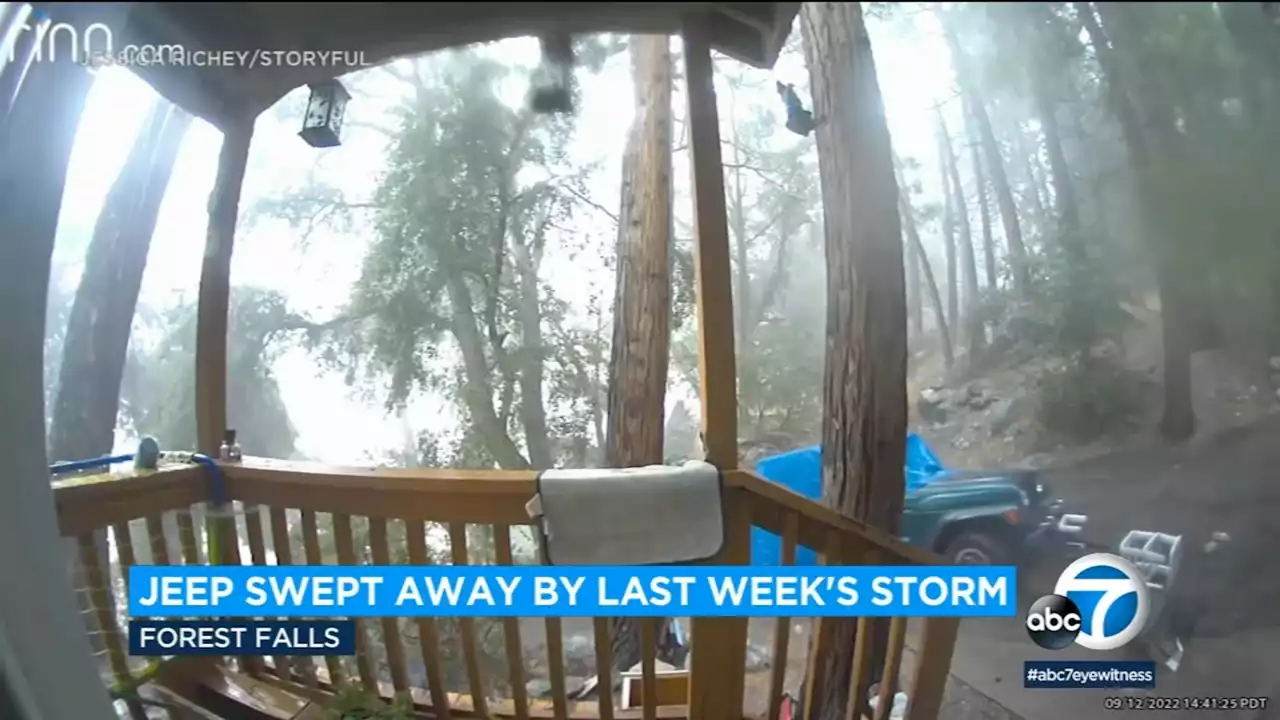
[1032,356,1149,446]
[670,59,825,445]
[119,286,301,458]
[263,46,608,469]
[325,686,416,720]
[1141,128,1280,342]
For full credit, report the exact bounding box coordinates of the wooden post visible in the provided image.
[687,490,752,720]
[0,3,132,717]
[683,15,748,720]
[682,14,739,470]
[195,111,255,455]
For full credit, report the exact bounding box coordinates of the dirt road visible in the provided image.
[941,416,1280,720]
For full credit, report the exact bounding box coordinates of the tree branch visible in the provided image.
[561,184,618,224]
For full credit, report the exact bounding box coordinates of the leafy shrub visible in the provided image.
[1032,356,1150,446]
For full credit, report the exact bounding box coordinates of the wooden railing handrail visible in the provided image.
[52,459,939,567]
[54,464,205,536]
[51,459,940,566]
[725,469,943,566]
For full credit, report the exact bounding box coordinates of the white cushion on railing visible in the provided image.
[529,461,724,566]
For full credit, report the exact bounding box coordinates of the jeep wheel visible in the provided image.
[944,532,1010,566]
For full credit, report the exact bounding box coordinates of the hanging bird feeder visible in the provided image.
[299,78,351,148]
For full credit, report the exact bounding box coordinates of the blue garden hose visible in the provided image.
[49,453,134,475]
[191,452,230,566]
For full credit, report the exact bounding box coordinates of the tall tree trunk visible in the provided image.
[606,32,672,474]
[906,219,923,336]
[1032,86,1081,235]
[968,113,998,289]
[50,100,192,464]
[727,86,751,356]
[47,98,190,652]
[604,34,676,678]
[1014,125,1050,226]
[511,226,554,470]
[936,114,959,335]
[899,185,953,368]
[801,5,908,719]
[447,278,535,469]
[941,17,1031,297]
[938,115,983,362]
[1085,1,1196,441]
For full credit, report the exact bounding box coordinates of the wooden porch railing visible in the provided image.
[54,459,959,720]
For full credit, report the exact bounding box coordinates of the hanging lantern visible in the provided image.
[299,78,350,148]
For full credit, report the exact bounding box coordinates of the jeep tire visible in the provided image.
[943,532,1010,566]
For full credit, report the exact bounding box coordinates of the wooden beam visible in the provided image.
[682,13,739,470]
[687,489,751,720]
[195,111,254,454]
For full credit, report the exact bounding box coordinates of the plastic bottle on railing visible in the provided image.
[866,685,909,720]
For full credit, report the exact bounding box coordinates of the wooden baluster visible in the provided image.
[284,509,319,690]
[591,618,615,720]
[904,618,959,720]
[844,616,874,720]
[302,509,346,687]
[78,533,145,720]
[492,525,529,720]
[275,507,320,686]
[406,520,451,720]
[448,523,489,717]
[112,522,137,592]
[334,513,377,692]
[212,506,242,566]
[843,550,886,720]
[369,517,410,693]
[112,520,163,677]
[544,615,568,720]
[802,528,845,720]
[640,618,658,720]
[242,505,270,677]
[767,511,800,720]
[177,507,199,565]
[146,514,170,565]
[871,617,908,720]
[263,507,294,682]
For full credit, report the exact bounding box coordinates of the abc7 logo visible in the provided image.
[1025,553,1150,651]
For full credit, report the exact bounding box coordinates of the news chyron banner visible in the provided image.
[127,565,1015,657]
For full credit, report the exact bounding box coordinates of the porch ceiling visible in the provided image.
[118,2,800,129]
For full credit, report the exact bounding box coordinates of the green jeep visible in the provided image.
[752,437,1089,570]
[898,468,1087,567]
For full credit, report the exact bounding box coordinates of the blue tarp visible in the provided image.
[750,433,946,566]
